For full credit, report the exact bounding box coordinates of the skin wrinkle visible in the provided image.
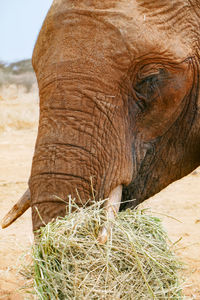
[31,173,91,184]
[65,88,126,188]
[139,2,188,19]
[38,113,112,159]
[189,0,200,21]
[136,141,156,178]
[34,143,101,177]
[30,174,92,188]
[94,100,122,142]
[40,76,121,102]
[95,82,132,193]
[136,1,199,52]
[93,92,123,147]
[34,143,101,173]
[92,94,129,196]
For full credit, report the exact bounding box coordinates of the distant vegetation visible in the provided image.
[0,59,37,92]
[0,59,39,131]
[0,59,33,74]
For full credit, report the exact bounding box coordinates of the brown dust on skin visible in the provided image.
[0,91,199,299]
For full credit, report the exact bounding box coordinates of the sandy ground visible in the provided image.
[0,91,200,299]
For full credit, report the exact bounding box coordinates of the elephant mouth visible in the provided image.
[1,184,123,243]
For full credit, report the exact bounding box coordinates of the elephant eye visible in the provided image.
[134,69,165,111]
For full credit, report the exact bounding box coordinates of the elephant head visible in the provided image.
[2,0,200,237]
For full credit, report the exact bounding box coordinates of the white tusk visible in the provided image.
[1,189,31,229]
[98,185,122,244]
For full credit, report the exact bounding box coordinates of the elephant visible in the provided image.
[1,0,200,242]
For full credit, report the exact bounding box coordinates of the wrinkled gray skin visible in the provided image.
[27,0,200,231]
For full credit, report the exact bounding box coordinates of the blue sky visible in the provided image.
[0,0,52,63]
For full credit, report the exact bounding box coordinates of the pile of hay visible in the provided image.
[31,202,182,299]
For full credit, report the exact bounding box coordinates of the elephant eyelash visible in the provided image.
[135,91,147,111]
[134,74,160,108]
[129,68,168,112]
[137,74,159,92]
[136,68,168,90]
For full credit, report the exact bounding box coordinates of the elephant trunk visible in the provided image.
[29,84,133,231]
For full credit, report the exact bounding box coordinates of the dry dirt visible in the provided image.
[0,91,200,299]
